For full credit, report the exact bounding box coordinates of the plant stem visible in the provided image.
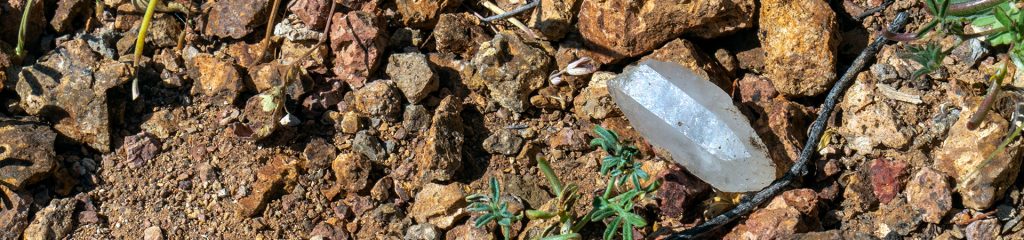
[255,0,284,65]
[668,11,911,239]
[15,0,33,59]
[132,0,159,100]
[537,155,563,195]
[946,0,1007,16]
[480,0,539,22]
[968,64,1007,129]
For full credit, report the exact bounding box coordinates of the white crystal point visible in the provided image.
[608,60,776,192]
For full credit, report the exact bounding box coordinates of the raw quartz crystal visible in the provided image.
[609,60,777,192]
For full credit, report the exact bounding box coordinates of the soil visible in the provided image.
[2,0,1024,239]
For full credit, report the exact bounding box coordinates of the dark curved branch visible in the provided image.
[480,0,539,22]
[667,12,912,239]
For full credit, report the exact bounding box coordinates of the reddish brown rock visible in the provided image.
[50,0,92,33]
[205,0,272,39]
[238,156,298,217]
[725,189,821,239]
[641,38,732,89]
[0,185,31,240]
[434,13,490,58]
[759,0,840,97]
[324,153,372,199]
[656,165,711,218]
[416,96,465,182]
[749,98,813,168]
[549,127,588,151]
[905,167,952,224]
[527,0,579,39]
[868,158,908,204]
[395,0,462,28]
[123,132,161,168]
[330,11,388,88]
[289,0,332,28]
[577,0,755,64]
[189,54,246,103]
[737,74,778,103]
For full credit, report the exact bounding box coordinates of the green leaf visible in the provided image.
[498,217,512,226]
[475,213,496,227]
[995,6,1013,29]
[540,233,582,240]
[604,217,623,240]
[490,177,501,200]
[622,212,648,227]
[622,220,634,240]
[526,209,556,220]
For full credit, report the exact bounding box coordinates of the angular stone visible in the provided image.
[330,11,388,88]
[387,52,439,104]
[434,13,489,58]
[416,96,464,182]
[527,0,578,39]
[51,0,92,33]
[838,77,909,154]
[868,158,908,205]
[577,0,755,64]
[353,80,402,121]
[124,132,161,168]
[395,0,462,28]
[470,33,552,112]
[324,152,372,199]
[410,182,467,229]
[0,119,57,189]
[934,99,1020,210]
[14,39,131,153]
[482,129,524,156]
[23,198,76,240]
[725,189,820,239]
[205,0,272,39]
[189,54,245,103]
[572,71,620,121]
[759,0,839,97]
[0,185,31,240]
[238,156,297,217]
[905,167,952,224]
[609,60,777,192]
[289,0,332,28]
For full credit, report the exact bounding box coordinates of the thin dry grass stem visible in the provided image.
[480,1,538,39]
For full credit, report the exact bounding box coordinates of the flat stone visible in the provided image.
[641,38,732,90]
[324,153,371,200]
[725,189,820,239]
[387,52,439,104]
[609,60,777,192]
[572,71,620,120]
[205,0,272,39]
[330,11,388,88]
[410,182,467,229]
[0,119,57,188]
[869,158,908,204]
[482,129,524,156]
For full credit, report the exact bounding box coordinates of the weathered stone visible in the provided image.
[838,77,909,154]
[205,0,272,39]
[124,132,161,168]
[325,153,372,199]
[483,129,524,156]
[330,11,388,88]
[871,197,920,237]
[238,156,298,217]
[51,0,92,33]
[340,111,363,134]
[387,52,439,104]
[23,198,76,240]
[572,71,620,120]
[0,119,57,188]
[405,223,441,240]
[274,16,324,41]
[289,0,332,28]
[353,80,402,121]
[189,54,245,103]
[395,0,462,28]
[234,88,286,140]
[548,127,588,151]
[656,165,711,218]
[303,137,337,169]
[471,32,553,112]
[416,96,464,182]
[117,15,183,54]
[725,189,820,239]
[641,38,731,89]
[840,171,877,215]
[749,98,813,166]
[965,219,999,240]
[934,99,1020,210]
[869,158,908,205]
[737,74,778,103]
[353,131,385,164]
[577,0,755,63]
[434,13,489,58]
[410,182,467,229]
[143,226,163,240]
[527,0,579,39]
[0,185,31,240]
[14,39,131,153]
[759,0,839,97]
[403,104,431,133]
[140,110,177,139]
[905,167,952,224]
[446,223,494,240]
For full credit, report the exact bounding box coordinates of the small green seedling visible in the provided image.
[901,42,950,81]
[590,125,652,192]
[131,0,160,100]
[587,126,660,240]
[467,177,523,240]
[522,155,583,240]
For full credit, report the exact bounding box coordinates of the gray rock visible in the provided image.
[387,52,439,104]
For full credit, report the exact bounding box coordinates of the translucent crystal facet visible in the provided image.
[608,60,775,192]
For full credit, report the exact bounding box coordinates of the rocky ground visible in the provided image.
[1,0,1023,239]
